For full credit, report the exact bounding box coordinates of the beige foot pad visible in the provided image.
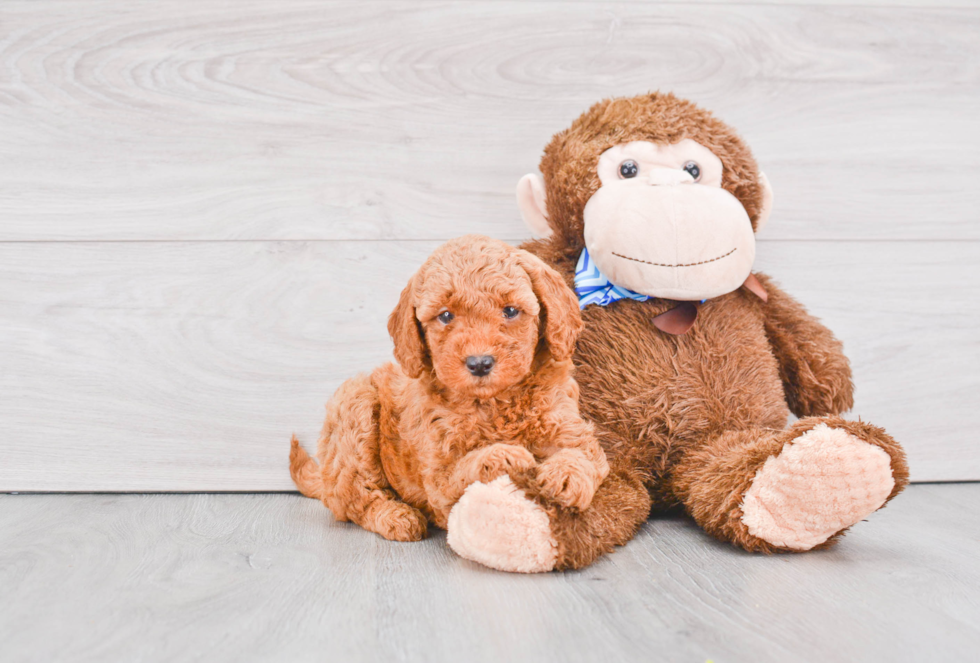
[741,424,895,551]
[447,476,558,573]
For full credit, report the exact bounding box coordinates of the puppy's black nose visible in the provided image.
[465,355,495,377]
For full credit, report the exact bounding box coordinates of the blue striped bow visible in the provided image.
[574,248,650,310]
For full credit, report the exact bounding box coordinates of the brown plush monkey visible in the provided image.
[446,92,909,572]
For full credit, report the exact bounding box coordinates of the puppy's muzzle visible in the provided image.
[465,355,495,377]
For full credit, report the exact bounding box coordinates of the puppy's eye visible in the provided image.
[437,311,454,324]
[502,306,520,319]
[619,160,639,179]
[683,161,701,181]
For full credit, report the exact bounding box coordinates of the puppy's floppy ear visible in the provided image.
[515,249,582,362]
[387,271,428,378]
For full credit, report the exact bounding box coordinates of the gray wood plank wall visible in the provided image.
[1,1,977,490]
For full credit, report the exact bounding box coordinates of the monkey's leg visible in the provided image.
[316,374,428,543]
[671,416,909,552]
[446,459,651,573]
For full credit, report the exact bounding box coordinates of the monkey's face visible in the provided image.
[517,94,775,302]
[582,139,757,301]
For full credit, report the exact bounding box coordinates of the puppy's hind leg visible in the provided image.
[348,486,428,543]
[315,374,428,542]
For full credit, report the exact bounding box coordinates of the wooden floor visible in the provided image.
[1,483,977,662]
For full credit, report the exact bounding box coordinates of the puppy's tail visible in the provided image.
[289,435,324,500]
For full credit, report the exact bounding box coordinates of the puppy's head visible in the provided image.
[388,235,582,400]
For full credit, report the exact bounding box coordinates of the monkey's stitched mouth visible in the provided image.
[611,248,736,268]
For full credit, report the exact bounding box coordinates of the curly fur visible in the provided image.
[502,92,910,567]
[289,235,609,542]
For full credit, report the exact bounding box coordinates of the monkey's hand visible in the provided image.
[758,273,855,416]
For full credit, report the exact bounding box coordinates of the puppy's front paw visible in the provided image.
[536,450,599,510]
[476,443,536,484]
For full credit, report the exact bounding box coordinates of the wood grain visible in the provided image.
[1,1,977,489]
[0,2,977,241]
[0,485,977,662]
[0,239,975,491]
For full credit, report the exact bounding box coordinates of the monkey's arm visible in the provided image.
[755,273,855,417]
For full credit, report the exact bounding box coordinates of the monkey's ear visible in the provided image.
[516,249,582,362]
[517,173,552,238]
[755,171,774,234]
[386,273,428,378]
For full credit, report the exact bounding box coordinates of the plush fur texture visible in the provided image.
[740,423,895,551]
[447,476,557,573]
[673,417,906,553]
[289,235,609,551]
[449,93,909,570]
[540,93,768,257]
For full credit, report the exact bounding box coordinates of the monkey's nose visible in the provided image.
[465,355,495,377]
[646,168,694,186]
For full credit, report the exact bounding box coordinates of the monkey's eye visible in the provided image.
[619,160,639,179]
[437,310,454,324]
[502,306,520,319]
[683,161,701,181]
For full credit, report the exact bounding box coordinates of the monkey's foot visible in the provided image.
[741,423,895,551]
[447,476,557,573]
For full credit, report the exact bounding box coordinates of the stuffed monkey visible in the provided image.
[446,92,908,572]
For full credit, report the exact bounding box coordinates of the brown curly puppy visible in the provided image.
[289,235,608,571]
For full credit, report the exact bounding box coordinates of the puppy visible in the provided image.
[289,235,608,547]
